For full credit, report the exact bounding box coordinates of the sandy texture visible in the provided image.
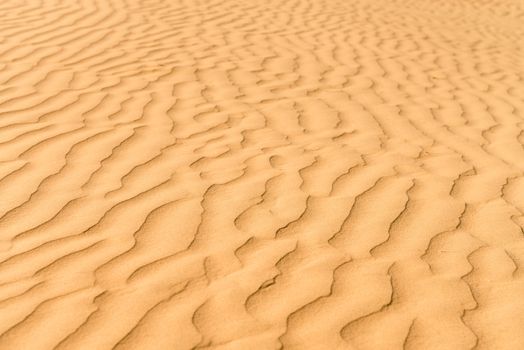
[0,0,523,349]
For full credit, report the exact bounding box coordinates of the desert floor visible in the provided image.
[0,0,523,349]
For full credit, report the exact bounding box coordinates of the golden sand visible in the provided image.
[0,0,523,348]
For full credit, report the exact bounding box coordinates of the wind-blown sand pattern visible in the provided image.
[0,0,523,348]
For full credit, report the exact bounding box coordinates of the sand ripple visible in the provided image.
[0,0,524,348]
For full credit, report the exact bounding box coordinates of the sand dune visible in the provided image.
[0,0,523,348]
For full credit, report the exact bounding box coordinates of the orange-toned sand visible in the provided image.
[0,0,523,349]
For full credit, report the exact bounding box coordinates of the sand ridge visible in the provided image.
[0,0,524,349]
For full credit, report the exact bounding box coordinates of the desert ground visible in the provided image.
[0,0,523,349]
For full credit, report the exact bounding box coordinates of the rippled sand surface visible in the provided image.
[0,0,523,349]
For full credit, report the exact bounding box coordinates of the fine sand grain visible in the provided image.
[0,0,524,349]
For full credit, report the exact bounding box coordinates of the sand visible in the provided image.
[0,0,523,349]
